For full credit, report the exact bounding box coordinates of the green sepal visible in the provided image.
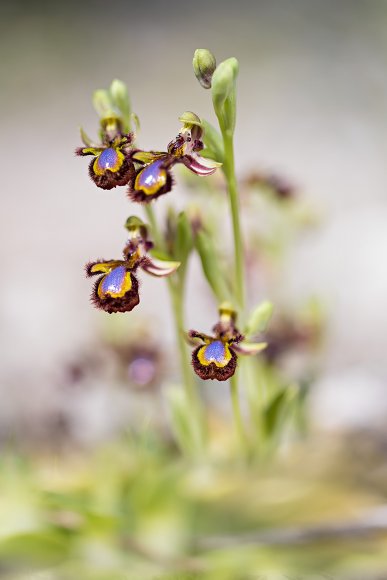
[132,151,164,164]
[92,89,114,118]
[245,301,274,339]
[131,112,141,134]
[178,111,203,129]
[109,79,131,133]
[194,229,231,303]
[124,215,146,232]
[149,248,174,262]
[79,126,94,147]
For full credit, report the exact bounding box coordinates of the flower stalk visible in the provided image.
[144,205,202,434]
[222,130,245,310]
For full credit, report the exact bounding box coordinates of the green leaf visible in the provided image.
[263,385,298,438]
[194,229,231,303]
[166,387,203,456]
[174,211,193,265]
[245,301,274,339]
[202,119,224,163]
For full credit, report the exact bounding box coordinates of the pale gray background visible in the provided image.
[1,0,387,442]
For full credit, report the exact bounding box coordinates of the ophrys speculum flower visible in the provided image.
[86,217,180,313]
[76,131,135,190]
[189,304,266,381]
[129,113,221,203]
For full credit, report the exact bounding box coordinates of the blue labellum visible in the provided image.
[101,266,126,295]
[138,159,165,188]
[204,340,226,363]
[98,148,118,170]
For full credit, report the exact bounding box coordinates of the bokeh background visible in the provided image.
[1,0,387,577]
[2,0,387,440]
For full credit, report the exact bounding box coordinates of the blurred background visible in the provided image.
[1,0,387,577]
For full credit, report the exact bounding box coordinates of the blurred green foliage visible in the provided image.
[1,433,387,579]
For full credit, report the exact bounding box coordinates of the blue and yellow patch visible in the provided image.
[93,147,124,176]
[197,340,232,368]
[97,265,133,299]
[134,159,168,196]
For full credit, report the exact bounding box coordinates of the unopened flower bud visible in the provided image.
[193,49,217,89]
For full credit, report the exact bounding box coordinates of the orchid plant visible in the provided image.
[76,49,306,456]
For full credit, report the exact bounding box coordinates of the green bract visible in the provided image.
[211,57,239,135]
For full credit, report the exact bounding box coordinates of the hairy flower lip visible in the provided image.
[76,134,135,190]
[128,121,222,203]
[85,229,180,314]
[188,321,266,381]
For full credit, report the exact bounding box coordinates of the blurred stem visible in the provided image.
[221,130,245,310]
[144,204,163,249]
[220,128,246,447]
[169,279,197,406]
[230,374,246,448]
[144,205,199,412]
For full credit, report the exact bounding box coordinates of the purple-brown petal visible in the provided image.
[141,256,180,278]
[181,154,222,176]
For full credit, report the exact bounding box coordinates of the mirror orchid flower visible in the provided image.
[129,113,221,203]
[76,116,135,190]
[85,217,180,313]
[189,304,266,381]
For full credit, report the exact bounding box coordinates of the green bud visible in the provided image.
[211,57,239,135]
[193,48,217,89]
[245,300,274,338]
[110,79,131,132]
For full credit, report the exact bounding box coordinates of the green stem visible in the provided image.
[230,375,246,447]
[169,279,197,406]
[144,205,197,407]
[144,204,163,249]
[220,129,247,448]
[222,130,245,310]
